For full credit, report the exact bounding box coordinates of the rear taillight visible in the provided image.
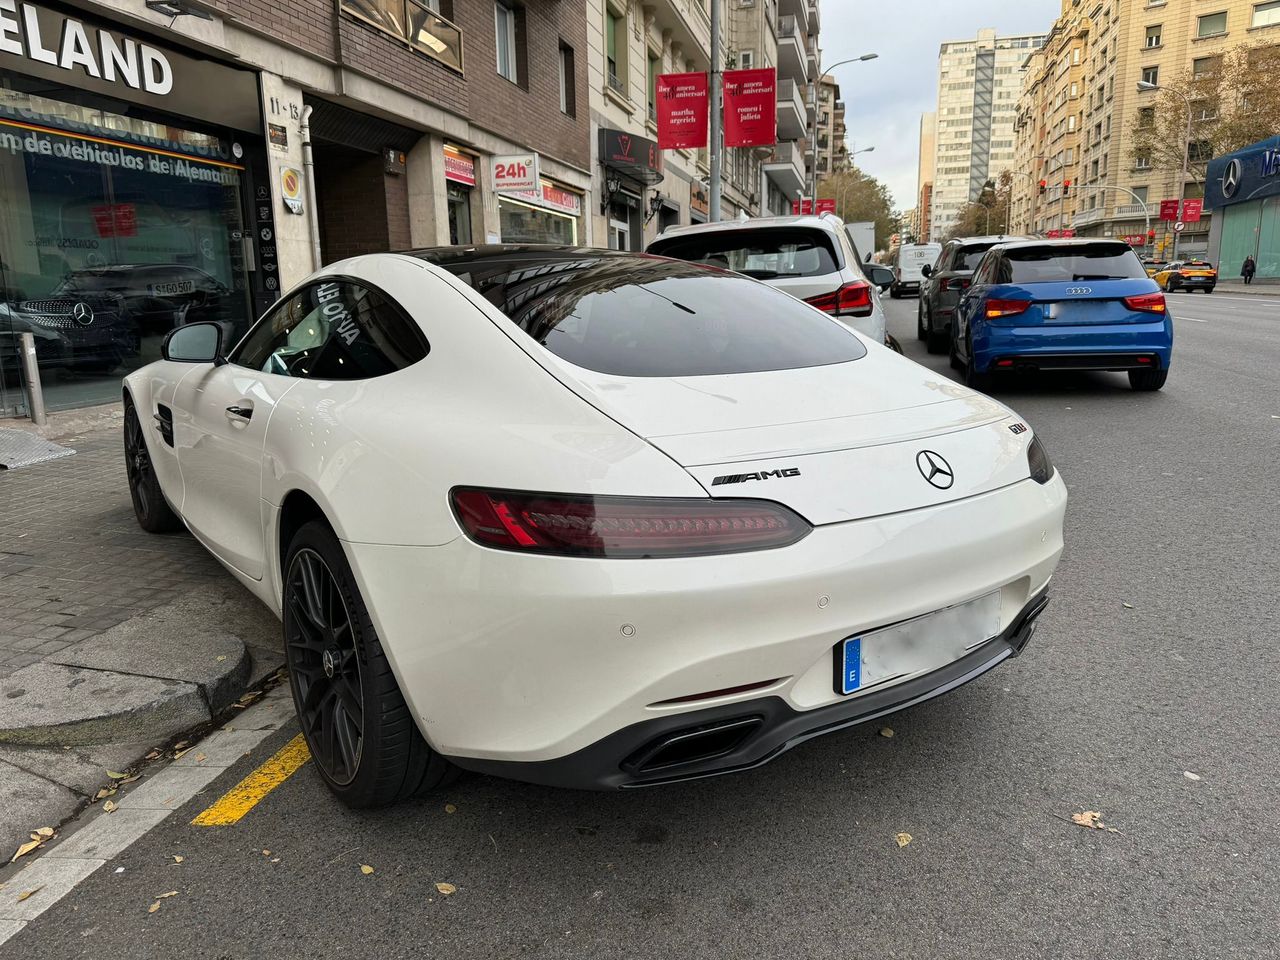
[804,281,873,318]
[450,488,811,558]
[939,278,970,292]
[985,298,1031,319]
[1123,292,1167,314]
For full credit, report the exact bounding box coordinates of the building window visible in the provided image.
[1138,106,1155,127]
[1197,11,1228,37]
[1188,140,1214,163]
[739,50,754,69]
[1254,1,1280,27]
[606,7,626,93]
[1192,55,1221,77]
[494,1,518,83]
[1134,149,1151,169]
[647,52,661,122]
[1132,186,1148,204]
[559,42,576,116]
[1192,99,1218,121]
[1145,25,1162,47]
[1141,65,1159,85]
[341,0,462,71]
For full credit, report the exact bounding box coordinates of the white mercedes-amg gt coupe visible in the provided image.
[122,246,1067,807]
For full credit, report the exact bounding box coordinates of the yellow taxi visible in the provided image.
[1141,259,1168,278]
[1151,259,1217,293]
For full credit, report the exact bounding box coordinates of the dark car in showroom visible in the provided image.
[918,236,1028,355]
[52,264,234,336]
[1,293,139,374]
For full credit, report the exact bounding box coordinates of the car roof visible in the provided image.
[949,235,1033,245]
[988,237,1134,252]
[653,214,847,240]
[407,244,644,270]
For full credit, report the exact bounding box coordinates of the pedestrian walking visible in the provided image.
[1242,255,1256,285]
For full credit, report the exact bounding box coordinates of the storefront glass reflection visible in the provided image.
[0,80,252,413]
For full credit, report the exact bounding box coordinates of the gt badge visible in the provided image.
[1008,423,1028,435]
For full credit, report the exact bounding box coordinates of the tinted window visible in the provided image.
[648,228,840,279]
[231,280,428,379]
[443,253,866,377]
[958,243,998,270]
[996,244,1149,283]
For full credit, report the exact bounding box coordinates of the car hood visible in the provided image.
[535,344,1033,524]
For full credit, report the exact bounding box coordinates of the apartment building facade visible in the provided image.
[1014,0,1270,255]
[814,73,849,181]
[928,28,1046,239]
[916,110,936,240]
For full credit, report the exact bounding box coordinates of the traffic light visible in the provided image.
[1038,179,1047,195]
[1147,229,1156,243]
[1062,180,1071,197]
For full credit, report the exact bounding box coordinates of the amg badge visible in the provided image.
[712,467,801,486]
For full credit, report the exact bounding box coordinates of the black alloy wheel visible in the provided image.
[286,547,365,787]
[123,402,181,533]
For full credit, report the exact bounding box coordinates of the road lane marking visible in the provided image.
[1176,316,1209,323]
[191,733,311,827]
[1168,293,1276,305]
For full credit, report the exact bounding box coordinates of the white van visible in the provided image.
[891,243,942,299]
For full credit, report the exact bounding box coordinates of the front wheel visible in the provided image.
[1129,368,1168,391]
[284,520,455,808]
[124,401,181,534]
[1204,287,1214,294]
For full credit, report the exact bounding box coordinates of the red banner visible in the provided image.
[791,199,814,215]
[656,72,709,149]
[723,68,777,148]
[1159,199,1180,222]
[91,203,137,238]
[817,198,836,214]
[1181,198,1203,222]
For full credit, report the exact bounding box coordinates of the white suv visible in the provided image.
[647,214,892,348]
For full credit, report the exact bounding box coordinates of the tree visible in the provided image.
[816,168,896,251]
[1129,43,1280,185]
[942,170,1012,241]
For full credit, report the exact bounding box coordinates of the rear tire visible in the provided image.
[889,285,901,299]
[1204,287,1214,294]
[283,520,455,808]
[917,302,927,341]
[949,336,962,370]
[123,401,182,534]
[926,321,948,355]
[1128,368,1168,391]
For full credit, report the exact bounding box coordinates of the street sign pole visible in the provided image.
[709,0,721,221]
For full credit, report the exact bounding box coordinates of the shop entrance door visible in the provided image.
[608,206,631,251]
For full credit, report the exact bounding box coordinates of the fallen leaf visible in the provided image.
[148,901,161,914]
[445,804,457,814]
[103,800,118,813]
[194,753,207,764]
[435,882,457,895]
[156,891,178,899]
[174,741,190,751]
[879,727,894,738]
[1122,602,1134,610]
[106,769,128,779]
[270,858,280,863]
[895,833,912,848]
[94,787,116,801]
[34,827,54,838]
[360,864,374,875]
[145,750,161,761]
[172,748,190,760]
[16,886,44,902]
[262,850,271,856]
[172,856,184,864]
[120,775,140,784]
[1184,771,1202,781]
[1071,810,1104,829]
[216,655,227,662]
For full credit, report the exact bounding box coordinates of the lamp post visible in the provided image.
[1137,79,1193,259]
[809,53,878,203]
[836,146,874,216]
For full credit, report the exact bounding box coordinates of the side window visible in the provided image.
[231,280,428,379]
[973,255,995,285]
[994,255,1014,285]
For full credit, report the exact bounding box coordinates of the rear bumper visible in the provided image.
[451,591,1049,790]
[973,317,1173,373]
[1168,276,1215,288]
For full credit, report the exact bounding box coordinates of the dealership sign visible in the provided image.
[723,68,777,148]
[493,152,540,193]
[1159,199,1180,221]
[656,72,708,150]
[1181,198,1203,222]
[0,1,173,94]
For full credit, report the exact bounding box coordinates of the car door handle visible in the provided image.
[225,403,254,421]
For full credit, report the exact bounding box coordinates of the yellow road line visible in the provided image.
[191,734,311,827]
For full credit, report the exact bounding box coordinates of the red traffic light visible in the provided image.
[1038,179,1047,195]
[1147,229,1156,240]
[1063,179,1072,196]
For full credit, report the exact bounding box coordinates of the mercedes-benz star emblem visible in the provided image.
[1222,158,1242,199]
[71,302,94,326]
[322,649,336,679]
[916,450,955,490]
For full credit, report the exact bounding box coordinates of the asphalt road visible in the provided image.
[11,292,1280,959]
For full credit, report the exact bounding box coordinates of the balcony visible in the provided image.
[763,139,806,194]
[778,0,806,22]
[777,16,806,82]
[341,0,463,73]
[1070,208,1104,227]
[806,41,818,81]
[1115,203,1151,217]
[777,78,807,140]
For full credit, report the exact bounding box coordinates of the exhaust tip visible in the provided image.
[624,717,764,774]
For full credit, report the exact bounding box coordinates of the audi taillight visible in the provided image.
[450,489,811,558]
[1123,292,1167,314]
[985,298,1032,319]
[804,280,873,318]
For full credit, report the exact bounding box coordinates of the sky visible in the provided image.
[819,0,1061,213]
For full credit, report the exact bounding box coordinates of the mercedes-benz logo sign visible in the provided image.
[1222,158,1242,199]
[322,649,336,679]
[916,450,955,489]
[71,302,94,326]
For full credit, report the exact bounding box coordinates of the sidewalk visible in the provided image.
[0,417,283,851]
[1209,279,1280,296]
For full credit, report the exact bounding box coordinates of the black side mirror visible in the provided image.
[867,265,894,290]
[162,321,225,364]
[921,264,932,278]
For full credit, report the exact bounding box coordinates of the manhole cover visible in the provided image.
[0,428,76,470]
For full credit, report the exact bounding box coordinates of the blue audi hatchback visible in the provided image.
[952,239,1173,391]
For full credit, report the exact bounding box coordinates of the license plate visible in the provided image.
[149,281,194,296]
[836,591,1002,695]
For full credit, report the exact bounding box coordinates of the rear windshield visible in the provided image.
[441,254,866,377]
[958,244,998,270]
[999,244,1148,283]
[1182,260,1212,267]
[648,227,840,280]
